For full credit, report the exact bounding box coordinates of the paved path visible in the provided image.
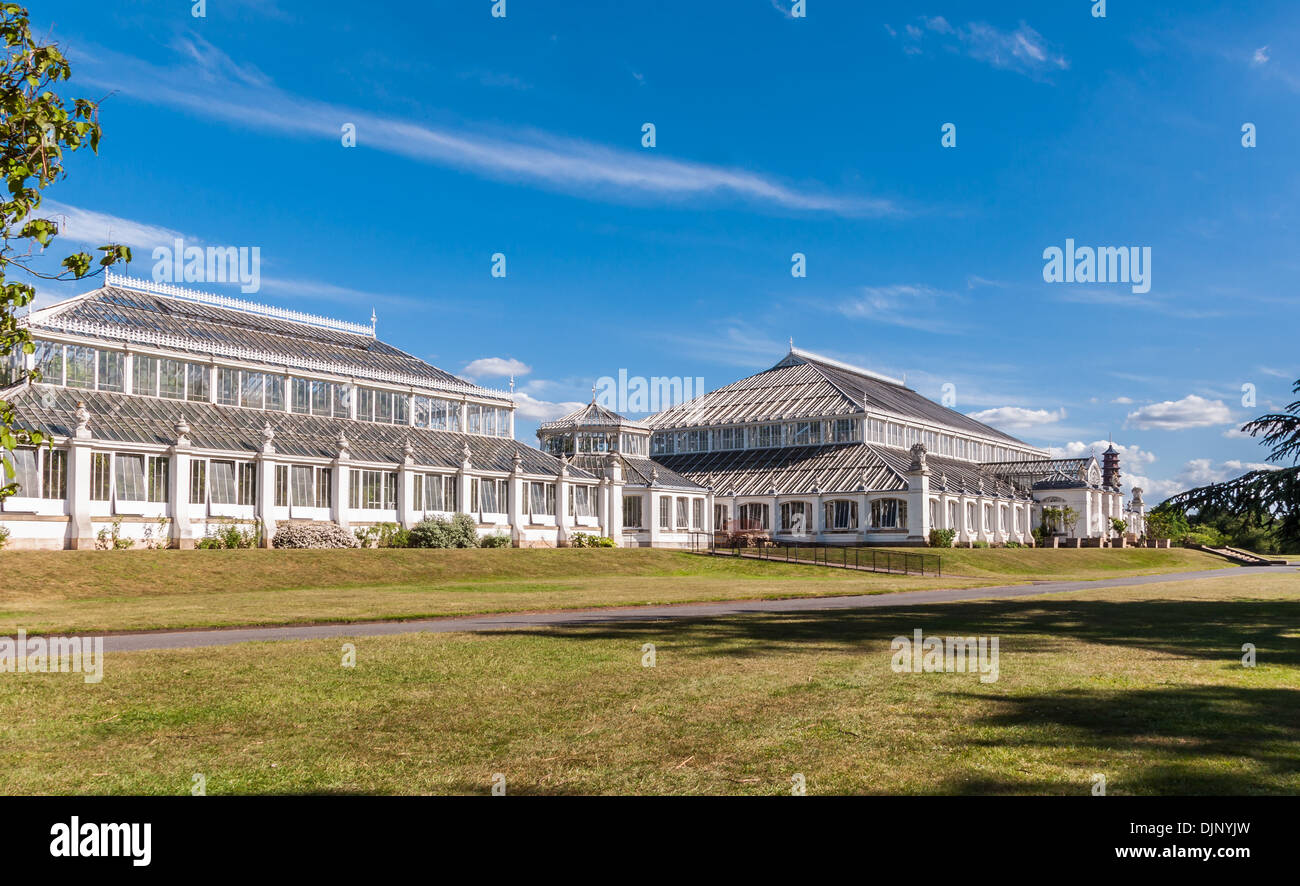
[89,564,1299,653]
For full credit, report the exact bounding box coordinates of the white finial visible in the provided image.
[789,336,794,349]
[509,374,515,395]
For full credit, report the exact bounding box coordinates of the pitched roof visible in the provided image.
[655,442,1031,499]
[562,453,704,490]
[26,280,509,402]
[4,384,587,478]
[646,348,1035,448]
[538,400,649,433]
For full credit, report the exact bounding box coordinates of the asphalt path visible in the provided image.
[78,564,1298,653]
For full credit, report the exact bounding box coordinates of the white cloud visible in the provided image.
[462,357,532,380]
[1253,46,1270,65]
[967,406,1067,432]
[1111,396,1134,404]
[511,391,583,422]
[1057,439,1157,467]
[38,201,186,252]
[891,17,1068,77]
[69,39,893,217]
[1144,458,1282,504]
[1126,395,1233,431]
[838,284,957,333]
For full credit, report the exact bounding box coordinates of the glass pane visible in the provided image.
[241,372,264,409]
[265,375,285,411]
[115,454,145,500]
[65,346,95,388]
[186,363,209,401]
[158,359,185,399]
[97,351,124,392]
[210,461,236,503]
[133,355,157,396]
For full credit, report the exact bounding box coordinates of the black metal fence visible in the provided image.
[693,534,940,577]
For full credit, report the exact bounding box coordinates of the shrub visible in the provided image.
[408,513,481,549]
[479,532,512,548]
[927,528,956,548]
[198,523,261,549]
[0,525,8,549]
[1031,527,1046,546]
[95,517,133,550]
[971,540,990,549]
[272,522,360,549]
[571,532,615,548]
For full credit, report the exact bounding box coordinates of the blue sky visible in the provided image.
[24,0,1300,501]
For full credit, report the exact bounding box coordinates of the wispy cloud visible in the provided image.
[70,37,893,216]
[836,284,958,333]
[38,200,186,252]
[890,17,1068,78]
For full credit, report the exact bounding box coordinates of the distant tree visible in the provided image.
[1158,380,1300,552]
[1,4,130,499]
[1110,517,1127,537]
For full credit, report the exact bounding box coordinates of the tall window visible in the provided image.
[217,368,240,406]
[348,469,397,510]
[823,499,858,531]
[738,502,769,530]
[146,456,169,502]
[65,346,95,388]
[133,355,158,396]
[659,496,671,529]
[265,375,285,411]
[623,495,643,528]
[871,498,907,530]
[158,359,185,399]
[97,350,124,392]
[211,461,239,504]
[238,463,257,506]
[780,501,809,533]
[284,465,331,508]
[39,449,66,499]
[275,465,290,507]
[5,448,39,497]
[114,454,146,501]
[34,340,63,385]
[91,453,112,501]
[676,497,689,529]
[315,468,332,508]
[528,481,555,516]
[713,503,729,531]
[692,498,703,529]
[241,372,264,409]
[187,363,209,402]
[190,460,207,504]
[291,465,312,506]
[570,485,595,518]
[291,378,311,414]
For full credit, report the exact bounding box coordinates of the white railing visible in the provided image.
[38,316,512,402]
[104,272,377,338]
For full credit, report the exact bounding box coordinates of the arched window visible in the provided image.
[738,502,769,530]
[870,498,907,529]
[780,501,810,534]
[823,499,858,530]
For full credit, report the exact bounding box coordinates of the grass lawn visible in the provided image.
[0,547,1228,634]
[2,570,1295,795]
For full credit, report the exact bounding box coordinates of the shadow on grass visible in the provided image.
[488,597,1300,794]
